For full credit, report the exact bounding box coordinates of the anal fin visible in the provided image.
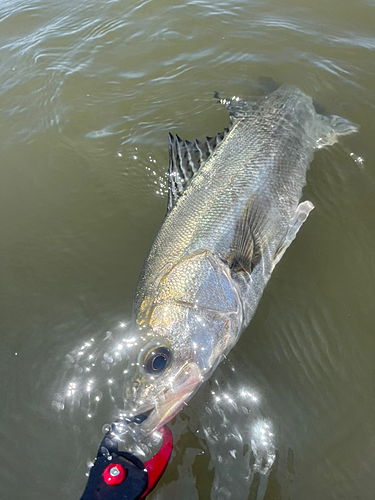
[273,201,314,267]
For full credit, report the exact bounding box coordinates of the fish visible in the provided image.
[121,84,357,434]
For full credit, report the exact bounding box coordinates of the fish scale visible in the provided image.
[137,89,311,306]
[123,84,357,434]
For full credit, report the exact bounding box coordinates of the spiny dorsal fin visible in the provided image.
[227,195,276,274]
[167,128,230,212]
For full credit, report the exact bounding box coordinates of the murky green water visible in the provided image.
[1,0,374,499]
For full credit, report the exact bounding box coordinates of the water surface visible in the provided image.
[0,0,374,499]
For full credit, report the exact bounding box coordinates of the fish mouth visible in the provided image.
[127,408,153,425]
[134,361,201,434]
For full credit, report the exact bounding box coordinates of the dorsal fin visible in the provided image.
[218,96,254,122]
[167,128,230,212]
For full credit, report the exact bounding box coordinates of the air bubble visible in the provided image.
[103,353,113,364]
[101,361,110,371]
[52,401,64,412]
[102,424,111,434]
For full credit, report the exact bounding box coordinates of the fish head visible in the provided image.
[123,251,242,434]
[122,304,240,434]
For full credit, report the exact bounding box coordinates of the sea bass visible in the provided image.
[122,85,357,434]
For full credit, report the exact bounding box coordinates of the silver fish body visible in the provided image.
[123,85,357,433]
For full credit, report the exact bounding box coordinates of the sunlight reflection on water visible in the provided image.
[53,326,276,497]
[1,0,374,498]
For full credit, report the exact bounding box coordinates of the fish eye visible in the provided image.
[143,346,172,375]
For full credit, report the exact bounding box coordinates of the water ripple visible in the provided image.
[0,2,374,498]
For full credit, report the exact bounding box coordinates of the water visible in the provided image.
[0,0,374,498]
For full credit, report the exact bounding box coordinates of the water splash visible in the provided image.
[52,320,134,421]
[198,360,276,499]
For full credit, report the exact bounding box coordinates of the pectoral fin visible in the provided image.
[273,201,314,267]
[228,196,276,274]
